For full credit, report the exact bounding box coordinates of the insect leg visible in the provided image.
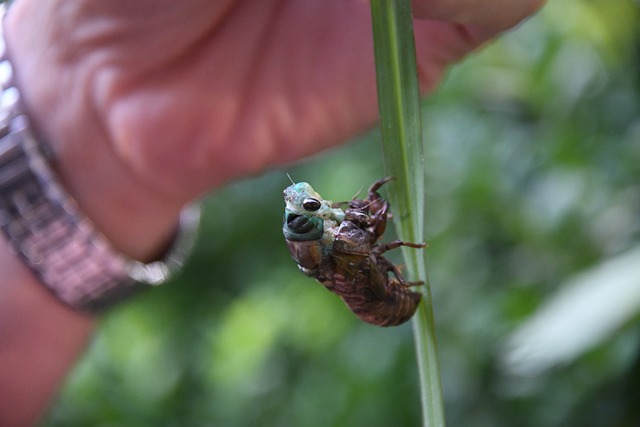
[331,200,349,209]
[368,198,389,237]
[374,240,426,255]
[373,240,426,287]
[377,255,424,288]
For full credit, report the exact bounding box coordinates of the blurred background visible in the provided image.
[43,1,640,426]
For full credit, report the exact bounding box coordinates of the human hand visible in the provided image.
[4,0,542,260]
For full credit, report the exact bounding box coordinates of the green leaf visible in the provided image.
[370,1,445,426]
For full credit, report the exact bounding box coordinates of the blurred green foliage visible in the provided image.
[43,1,640,426]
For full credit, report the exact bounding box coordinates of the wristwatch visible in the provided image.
[0,5,202,312]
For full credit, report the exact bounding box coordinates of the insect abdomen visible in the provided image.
[345,288,421,327]
[323,274,422,327]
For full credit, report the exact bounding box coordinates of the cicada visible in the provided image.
[282,177,424,327]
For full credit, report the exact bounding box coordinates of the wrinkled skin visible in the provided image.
[283,178,425,326]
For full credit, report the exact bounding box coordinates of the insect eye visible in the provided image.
[302,197,321,212]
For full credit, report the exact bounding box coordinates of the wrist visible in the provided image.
[0,220,94,425]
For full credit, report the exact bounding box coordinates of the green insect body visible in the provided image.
[282,177,424,327]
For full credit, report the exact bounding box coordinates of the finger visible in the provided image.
[412,0,545,31]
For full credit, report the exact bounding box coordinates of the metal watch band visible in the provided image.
[0,5,201,312]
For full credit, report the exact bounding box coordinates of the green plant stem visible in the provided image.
[370,1,445,426]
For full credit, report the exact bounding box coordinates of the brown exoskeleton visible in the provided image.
[283,177,424,326]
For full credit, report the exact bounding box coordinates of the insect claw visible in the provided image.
[408,242,427,249]
[404,280,424,288]
[368,176,395,193]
